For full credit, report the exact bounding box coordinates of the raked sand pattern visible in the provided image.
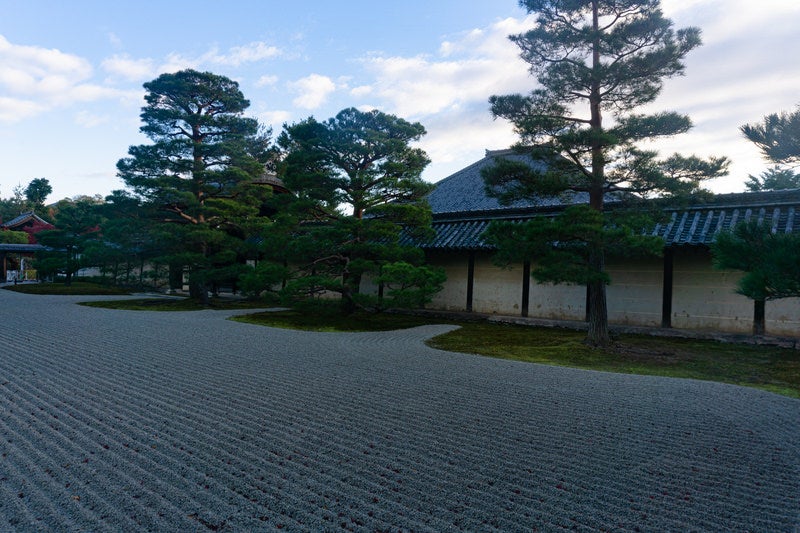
[0,290,797,531]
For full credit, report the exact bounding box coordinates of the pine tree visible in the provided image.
[485,0,727,346]
[116,69,272,302]
[712,221,800,335]
[260,107,440,313]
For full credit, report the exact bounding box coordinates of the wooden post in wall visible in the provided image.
[661,248,674,328]
[521,260,531,317]
[466,251,475,312]
[753,299,766,336]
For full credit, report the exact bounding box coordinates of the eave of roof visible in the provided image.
[1,211,51,229]
[416,189,800,251]
[0,244,48,253]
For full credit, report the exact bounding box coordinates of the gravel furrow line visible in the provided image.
[0,358,315,530]
[0,413,134,530]
[0,377,212,531]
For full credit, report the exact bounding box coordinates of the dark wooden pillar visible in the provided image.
[466,251,475,312]
[753,299,766,336]
[661,248,674,328]
[521,260,531,317]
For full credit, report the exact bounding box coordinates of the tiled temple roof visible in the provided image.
[427,149,589,214]
[413,150,800,251]
[1,211,51,229]
[0,244,47,253]
[416,189,800,251]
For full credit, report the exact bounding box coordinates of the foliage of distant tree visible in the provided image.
[0,186,25,223]
[0,180,53,222]
[75,191,165,288]
[116,69,274,303]
[243,107,443,312]
[482,0,728,346]
[35,198,102,286]
[744,166,800,192]
[0,230,29,244]
[741,106,800,193]
[24,178,52,211]
[741,106,800,167]
[712,220,800,335]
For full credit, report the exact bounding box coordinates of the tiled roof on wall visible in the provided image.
[415,188,800,251]
[416,149,800,251]
[652,190,800,245]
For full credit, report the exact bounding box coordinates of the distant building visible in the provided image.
[406,150,800,337]
[0,211,52,281]
[1,211,54,243]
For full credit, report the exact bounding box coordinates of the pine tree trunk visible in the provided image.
[584,0,610,348]
[340,272,361,315]
[189,278,210,306]
[586,248,611,347]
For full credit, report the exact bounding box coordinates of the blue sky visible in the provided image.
[1,0,799,202]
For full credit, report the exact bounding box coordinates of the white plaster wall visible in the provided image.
[526,279,585,320]
[670,247,751,333]
[471,253,523,315]
[426,251,585,319]
[426,251,469,311]
[766,297,800,337]
[425,248,799,338]
[606,257,663,327]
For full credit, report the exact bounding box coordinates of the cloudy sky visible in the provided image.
[1,0,798,201]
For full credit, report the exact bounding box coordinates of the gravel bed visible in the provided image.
[0,290,797,531]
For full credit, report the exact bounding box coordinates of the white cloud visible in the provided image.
[74,110,110,128]
[158,52,200,74]
[111,40,283,78]
[346,16,536,177]
[0,35,92,80]
[0,96,44,123]
[207,41,281,66]
[288,74,337,109]
[638,0,800,190]
[258,110,293,131]
[0,35,92,93]
[107,32,123,48]
[255,74,279,87]
[101,54,155,81]
[350,85,372,97]
[421,106,519,182]
[0,35,133,122]
[357,16,534,119]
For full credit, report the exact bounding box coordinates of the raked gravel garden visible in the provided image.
[0,289,797,531]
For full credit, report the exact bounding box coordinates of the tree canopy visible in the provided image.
[712,220,800,334]
[246,107,441,312]
[116,69,273,301]
[35,198,102,285]
[24,178,52,211]
[744,166,800,192]
[741,106,800,167]
[484,0,727,345]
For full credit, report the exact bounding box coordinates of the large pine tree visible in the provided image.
[258,107,440,312]
[117,69,272,302]
[485,0,727,346]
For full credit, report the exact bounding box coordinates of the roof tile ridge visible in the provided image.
[430,148,516,186]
